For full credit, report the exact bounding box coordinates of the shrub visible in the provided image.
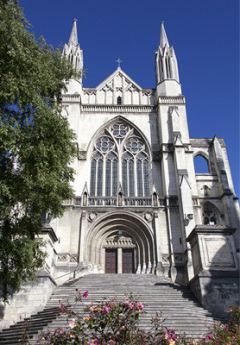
[199,305,240,345]
[21,290,240,345]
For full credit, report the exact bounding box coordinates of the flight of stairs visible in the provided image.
[0,274,224,344]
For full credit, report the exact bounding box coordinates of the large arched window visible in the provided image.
[90,122,150,197]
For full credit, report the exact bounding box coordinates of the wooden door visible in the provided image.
[105,249,117,273]
[122,249,134,273]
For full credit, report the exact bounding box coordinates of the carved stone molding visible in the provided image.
[88,212,98,222]
[158,96,185,104]
[163,144,173,152]
[78,151,87,160]
[70,255,78,263]
[81,105,156,113]
[104,236,135,248]
[144,211,153,222]
[174,253,184,263]
[62,94,81,103]
[161,254,170,262]
[57,254,68,262]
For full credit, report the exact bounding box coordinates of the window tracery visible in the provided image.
[90,122,150,197]
[202,204,217,225]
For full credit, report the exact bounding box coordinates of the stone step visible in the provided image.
[0,274,225,344]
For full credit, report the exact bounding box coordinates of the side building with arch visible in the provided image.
[2,21,239,328]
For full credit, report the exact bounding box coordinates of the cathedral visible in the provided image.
[53,20,239,311]
[1,21,239,328]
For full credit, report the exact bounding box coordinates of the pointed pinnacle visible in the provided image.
[160,21,170,48]
[68,19,79,46]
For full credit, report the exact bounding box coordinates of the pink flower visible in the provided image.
[102,306,111,315]
[83,290,88,298]
[68,319,76,329]
[207,334,215,340]
[108,341,116,345]
[137,302,144,310]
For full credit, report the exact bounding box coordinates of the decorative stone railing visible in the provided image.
[89,197,117,206]
[124,197,152,206]
[81,104,156,113]
[62,196,168,207]
[158,96,185,104]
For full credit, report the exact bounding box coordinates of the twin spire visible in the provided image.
[155,21,180,84]
[68,18,78,47]
[160,21,170,48]
[63,20,180,88]
[62,19,83,76]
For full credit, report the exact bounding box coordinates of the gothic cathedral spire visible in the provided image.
[159,21,170,49]
[155,22,181,96]
[62,19,83,78]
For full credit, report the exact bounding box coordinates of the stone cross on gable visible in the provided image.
[116,58,123,68]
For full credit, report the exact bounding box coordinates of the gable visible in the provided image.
[82,68,155,105]
[96,68,142,93]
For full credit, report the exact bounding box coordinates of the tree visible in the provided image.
[0,0,78,301]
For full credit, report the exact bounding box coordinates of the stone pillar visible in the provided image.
[79,211,87,263]
[153,211,165,276]
[170,107,195,282]
[186,226,239,317]
[118,247,122,273]
[212,137,240,251]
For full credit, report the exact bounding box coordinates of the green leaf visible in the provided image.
[0,0,78,301]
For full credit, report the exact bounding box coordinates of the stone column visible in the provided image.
[153,211,165,276]
[118,247,122,273]
[170,107,195,282]
[79,211,87,263]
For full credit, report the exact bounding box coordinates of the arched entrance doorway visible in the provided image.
[104,232,136,273]
[84,211,155,274]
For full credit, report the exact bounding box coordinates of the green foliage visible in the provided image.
[200,305,240,345]
[0,0,78,301]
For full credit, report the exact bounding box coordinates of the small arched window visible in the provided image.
[117,96,122,105]
[194,155,209,173]
[202,204,217,225]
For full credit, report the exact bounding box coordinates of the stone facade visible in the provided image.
[50,21,239,315]
[1,21,239,328]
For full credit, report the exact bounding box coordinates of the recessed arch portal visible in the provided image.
[84,211,155,274]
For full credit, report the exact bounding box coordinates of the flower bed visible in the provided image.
[21,290,240,345]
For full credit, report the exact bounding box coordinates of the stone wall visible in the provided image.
[0,272,56,330]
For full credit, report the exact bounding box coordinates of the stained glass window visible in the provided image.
[90,123,150,198]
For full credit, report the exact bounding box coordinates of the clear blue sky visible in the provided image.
[19,0,239,195]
